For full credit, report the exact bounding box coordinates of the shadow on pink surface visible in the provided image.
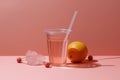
[65,59,115,68]
[98,57,120,60]
[65,60,102,68]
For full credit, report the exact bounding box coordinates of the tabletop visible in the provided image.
[0,56,120,80]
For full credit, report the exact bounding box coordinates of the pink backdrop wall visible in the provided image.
[0,0,120,56]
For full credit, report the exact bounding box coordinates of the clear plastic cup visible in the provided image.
[45,28,71,66]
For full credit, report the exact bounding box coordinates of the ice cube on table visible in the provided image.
[25,50,45,66]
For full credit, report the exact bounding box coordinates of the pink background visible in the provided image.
[0,0,120,56]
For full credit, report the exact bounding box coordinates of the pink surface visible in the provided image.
[0,56,120,80]
[0,0,120,55]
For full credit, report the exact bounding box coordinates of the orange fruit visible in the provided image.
[67,41,88,63]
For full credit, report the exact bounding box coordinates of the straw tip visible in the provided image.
[75,11,78,13]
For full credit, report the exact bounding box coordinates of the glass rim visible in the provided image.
[45,28,71,34]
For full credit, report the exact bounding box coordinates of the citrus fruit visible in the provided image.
[67,41,88,63]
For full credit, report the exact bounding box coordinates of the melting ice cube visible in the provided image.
[25,50,45,66]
